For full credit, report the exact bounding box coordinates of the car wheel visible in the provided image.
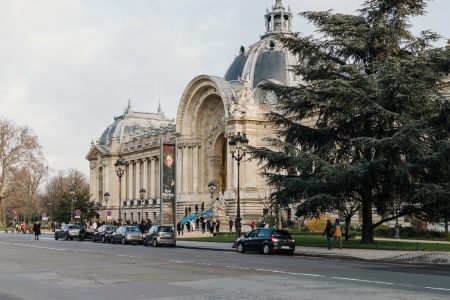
[152,239,158,247]
[288,250,294,256]
[122,237,127,245]
[237,242,245,253]
[143,239,148,246]
[64,233,69,241]
[111,237,115,244]
[101,236,106,243]
[54,234,59,240]
[262,244,271,255]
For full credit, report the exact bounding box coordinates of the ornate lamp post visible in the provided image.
[69,188,75,223]
[115,158,126,225]
[139,188,146,221]
[208,181,217,219]
[104,192,110,223]
[229,132,249,239]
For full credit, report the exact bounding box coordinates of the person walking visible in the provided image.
[229,218,233,232]
[201,219,206,234]
[186,221,191,233]
[181,222,184,236]
[333,219,343,249]
[33,222,41,240]
[209,219,215,234]
[177,221,181,235]
[322,219,334,250]
[215,219,220,232]
[250,219,255,230]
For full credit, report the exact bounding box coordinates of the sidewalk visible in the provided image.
[177,230,450,266]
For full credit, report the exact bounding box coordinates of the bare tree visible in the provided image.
[0,117,42,225]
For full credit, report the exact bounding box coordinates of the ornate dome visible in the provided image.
[97,99,175,146]
[224,0,300,91]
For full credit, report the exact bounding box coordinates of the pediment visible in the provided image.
[85,145,108,160]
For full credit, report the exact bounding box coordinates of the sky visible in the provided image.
[1,0,449,178]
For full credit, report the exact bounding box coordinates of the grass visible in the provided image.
[178,232,450,252]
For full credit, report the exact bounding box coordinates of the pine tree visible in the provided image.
[251,0,450,243]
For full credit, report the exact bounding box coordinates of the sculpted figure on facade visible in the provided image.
[213,192,227,217]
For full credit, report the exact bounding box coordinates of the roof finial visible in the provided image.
[157,100,162,115]
[124,96,132,114]
[274,0,283,9]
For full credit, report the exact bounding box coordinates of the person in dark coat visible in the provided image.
[33,222,41,240]
[229,218,233,232]
[209,219,215,234]
[322,219,334,250]
[215,219,220,232]
[201,219,206,234]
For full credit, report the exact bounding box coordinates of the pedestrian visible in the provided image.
[322,219,334,250]
[177,221,181,235]
[333,219,343,249]
[209,219,215,234]
[181,222,184,235]
[215,219,220,232]
[33,222,41,240]
[250,218,255,230]
[195,204,198,215]
[201,220,206,234]
[229,218,233,232]
[20,223,25,233]
[196,218,200,229]
[51,222,56,232]
[186,221,191,233]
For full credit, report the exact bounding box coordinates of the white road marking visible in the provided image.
[1,241,449,292]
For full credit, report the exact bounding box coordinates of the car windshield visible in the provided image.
[127,227,140,232]
[69,226,81,229]
[272,230,292,239]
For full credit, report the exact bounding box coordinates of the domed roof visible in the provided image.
[224,0,299,89]
[98,100,175,146]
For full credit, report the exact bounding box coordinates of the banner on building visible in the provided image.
[160,142,176,226]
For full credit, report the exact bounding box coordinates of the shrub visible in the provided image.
[304,218,331,232]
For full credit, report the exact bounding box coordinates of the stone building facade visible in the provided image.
[86,0,302,227]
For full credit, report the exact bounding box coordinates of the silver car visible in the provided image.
[143,225,176,247]
[110,226,143,245]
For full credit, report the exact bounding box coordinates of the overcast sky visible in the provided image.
[1,0,449,178]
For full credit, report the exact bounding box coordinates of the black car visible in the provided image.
[54,224,81,241]
[143,225,176,247]
[110,226,143,245]
[236,228,295,255]
[92,225,117,243]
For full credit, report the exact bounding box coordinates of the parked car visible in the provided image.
[76,228,94,241]
[143,225,176,247]
[92,225,117,243]
[236,228,295,255]
[110,226,143,245]
[54,224,82,241]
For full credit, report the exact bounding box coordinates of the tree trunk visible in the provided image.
[444,218,449,238]
[360,198,375,244]
[344,215,351,241]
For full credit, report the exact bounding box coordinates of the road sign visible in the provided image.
[75,209,81,219]
[41,213,47,218]
[106,210,112,220]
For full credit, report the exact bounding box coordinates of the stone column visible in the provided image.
[143,158,148,193]
[193,144,199,193]
[182,144,189,193]
[135,160,141,197]
[150,158,156,198]
[128,161,134,200]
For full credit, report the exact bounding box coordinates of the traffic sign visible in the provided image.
[41,213,47,218]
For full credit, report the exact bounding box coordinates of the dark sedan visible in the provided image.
[236,228,295,255]
[110,226,143,245]
[92,225,117,243]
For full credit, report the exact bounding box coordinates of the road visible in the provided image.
[0,233,449,300]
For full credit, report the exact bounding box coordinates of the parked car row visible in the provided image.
[54,224,176,247]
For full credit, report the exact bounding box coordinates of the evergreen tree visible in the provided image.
[251,0,450,243]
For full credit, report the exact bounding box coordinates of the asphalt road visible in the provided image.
[0,233,449,300]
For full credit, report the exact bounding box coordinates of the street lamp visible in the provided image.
[208,181,217,219]
[104,192,110,222]
[115,158,126,225]
[69,188,75,223]
[229,132,249,239]
[139,188,146,222]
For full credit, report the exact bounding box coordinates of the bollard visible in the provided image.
[416,242,419,251]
